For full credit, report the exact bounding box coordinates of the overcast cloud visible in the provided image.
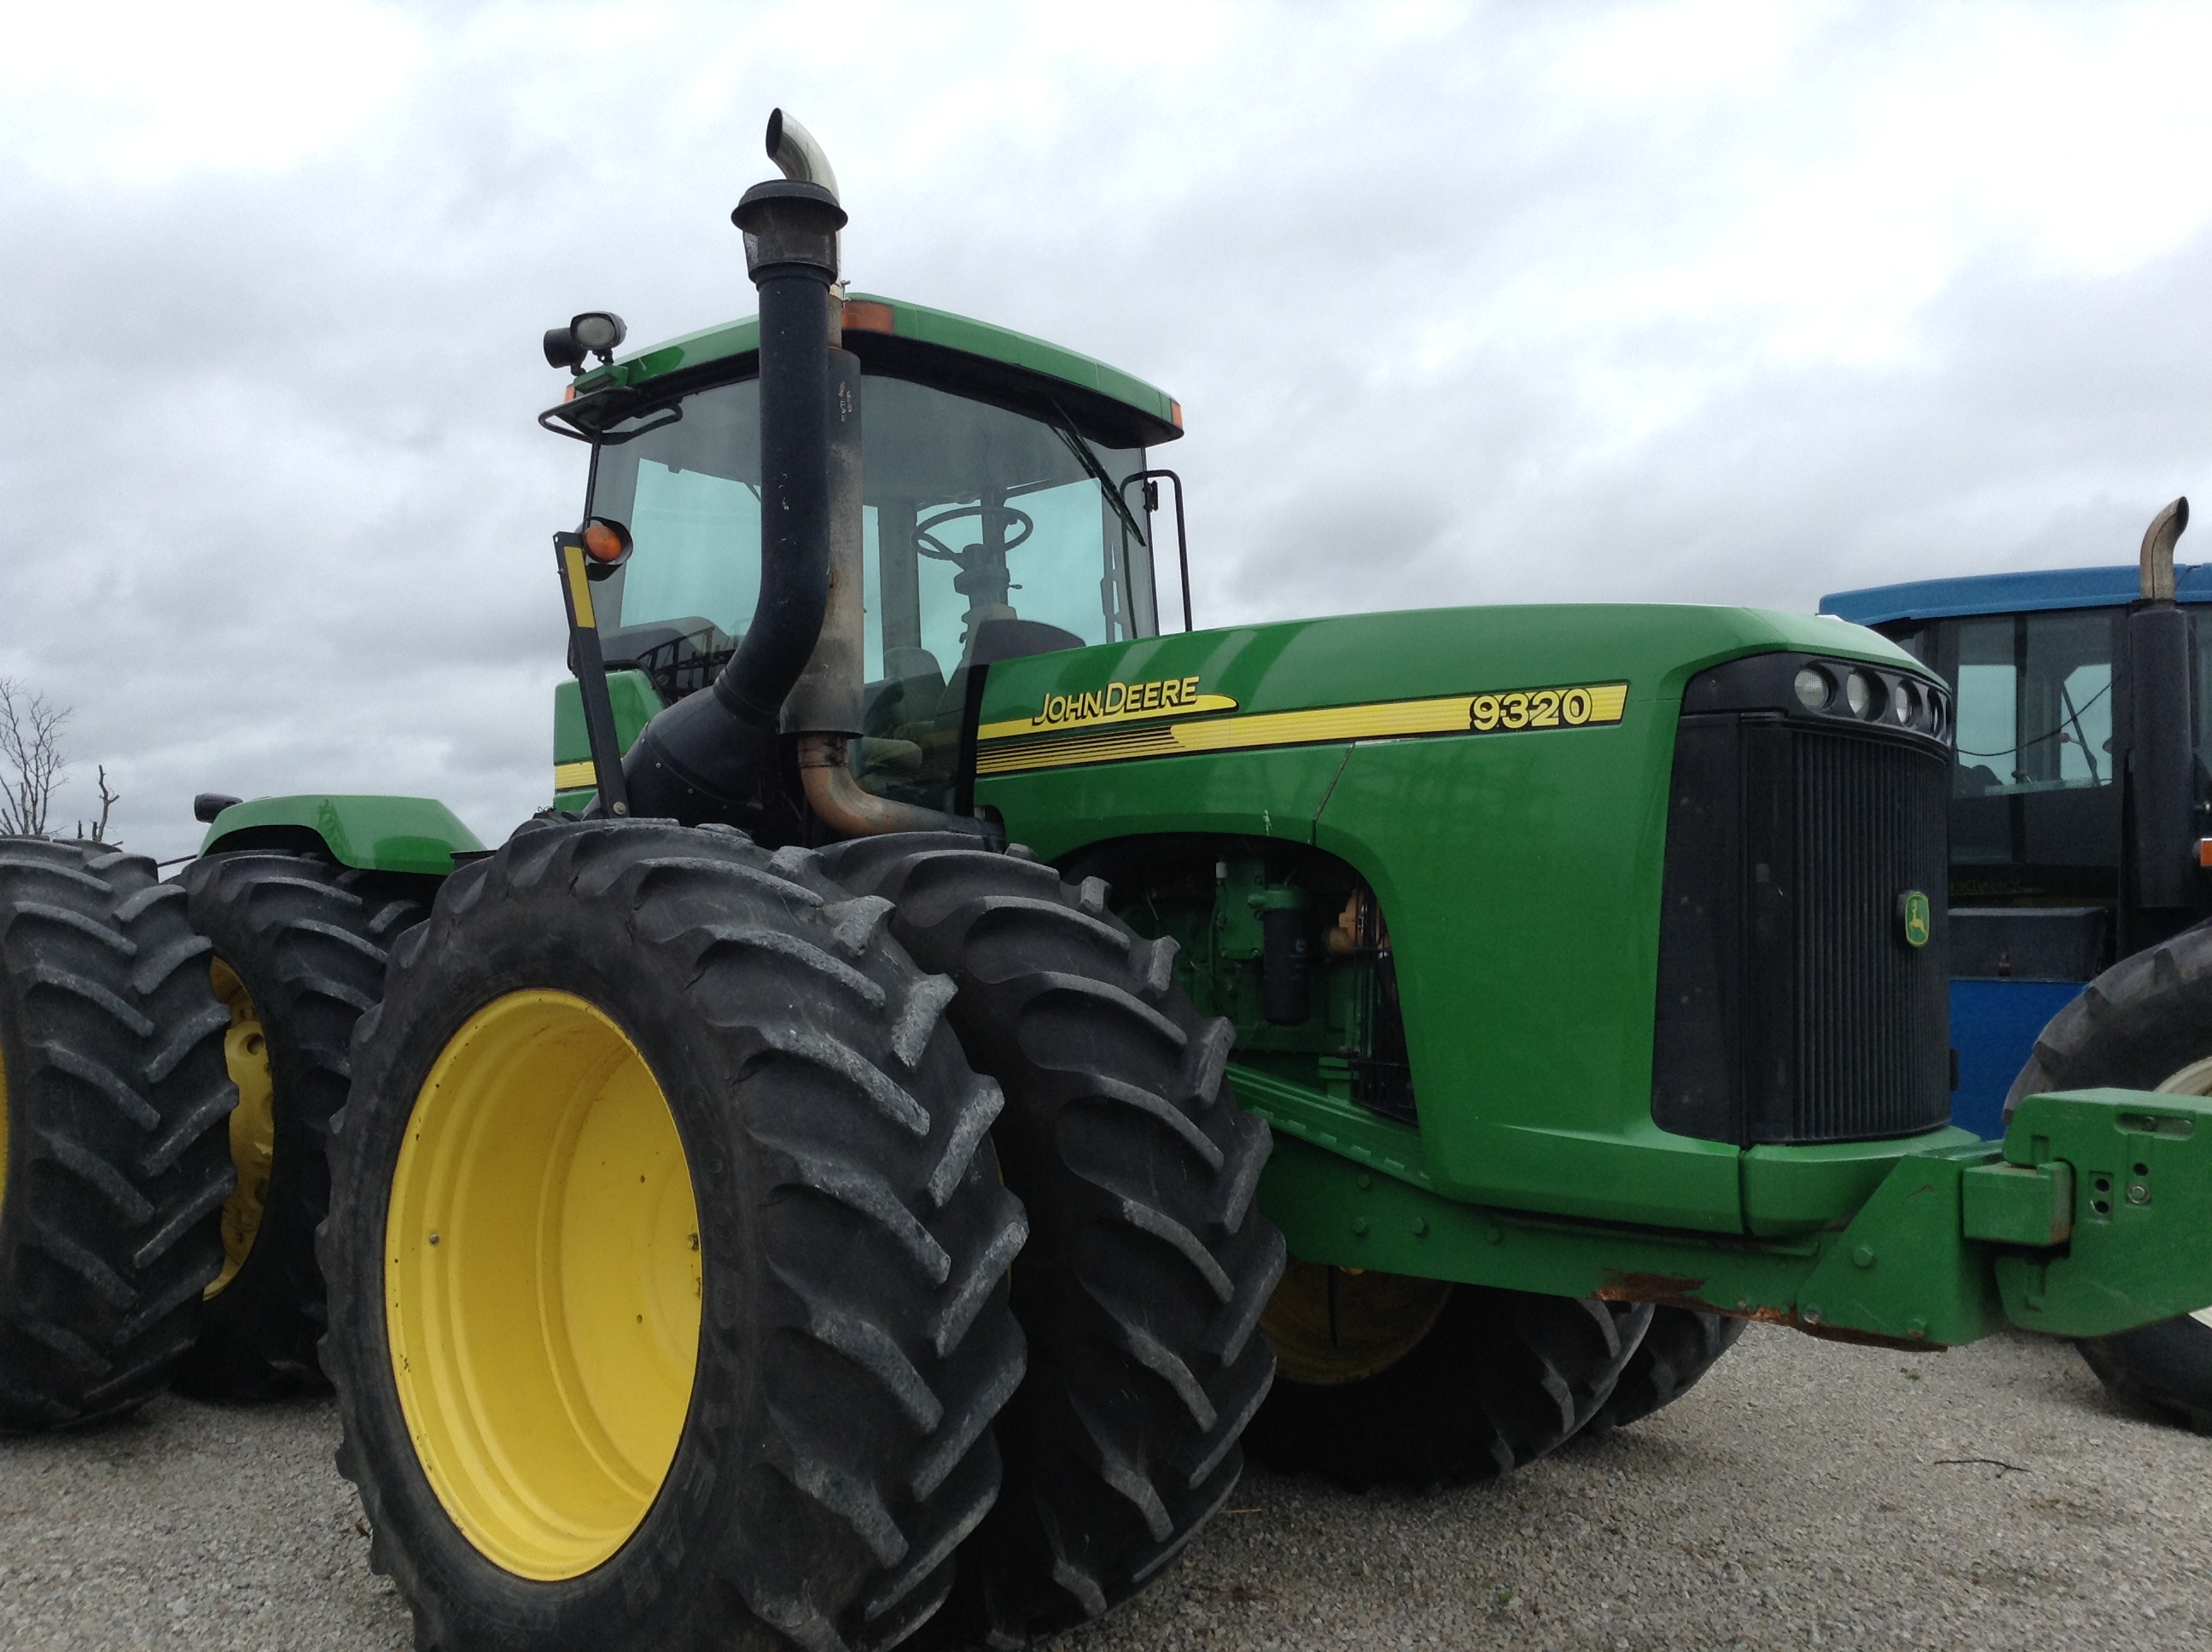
[6,0,2211,859]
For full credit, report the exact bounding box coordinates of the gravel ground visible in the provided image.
[2,1324,2208,1649]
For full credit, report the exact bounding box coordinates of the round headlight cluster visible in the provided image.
[1780,657,1950,742]
[1692,654,1952,744]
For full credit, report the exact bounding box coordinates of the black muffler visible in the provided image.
[618,125,847,826]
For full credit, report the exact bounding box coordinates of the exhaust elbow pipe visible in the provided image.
[798,736,987,835]
[766,108,840,200]
[2140,496,2189,603]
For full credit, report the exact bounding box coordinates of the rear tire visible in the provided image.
[1575,1306,1743,1438]
[821,834,1287,1647]
[2005,922,2212,1432]
[323,820,1027,1652]
[0,838,234,1430]
[1243,1263,1650,1490]
[173,852,424,1399]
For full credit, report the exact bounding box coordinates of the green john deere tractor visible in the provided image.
[7,111,2212,1652]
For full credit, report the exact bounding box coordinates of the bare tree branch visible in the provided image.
[95,764,118,844]
[0,678,68,837]
[77,763,119,846]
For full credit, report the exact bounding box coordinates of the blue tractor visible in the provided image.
[1824,498,2212,1428]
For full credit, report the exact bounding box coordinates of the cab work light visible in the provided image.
[542,311,629,373]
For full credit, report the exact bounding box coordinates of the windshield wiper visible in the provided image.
[1045,398,1149,548]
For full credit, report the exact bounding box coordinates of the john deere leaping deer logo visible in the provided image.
[1898,891,1931,948]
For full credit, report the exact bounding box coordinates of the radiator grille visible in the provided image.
[1784,732,1949,1141]
[1653,707,1950,1146]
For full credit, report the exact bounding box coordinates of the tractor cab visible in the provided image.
[541,295,1183,817]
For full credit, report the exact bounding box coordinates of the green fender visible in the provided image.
[200,794,485,876]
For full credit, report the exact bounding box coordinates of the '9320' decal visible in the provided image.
[1471,683,1628,733]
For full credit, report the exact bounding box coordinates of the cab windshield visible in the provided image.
[585,372,1155,683]
[582,369,1155,811]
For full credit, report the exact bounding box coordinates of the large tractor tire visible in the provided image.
[820,835,1287,1648]
[1575,1306,1744,1439]
[322,819,1027,1652]
[0,838,235,1429]
[173,852,425,1399]
[1243,1261,1651,1489]
[2005,921,2212,1433]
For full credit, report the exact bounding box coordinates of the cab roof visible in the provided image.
[1820,563,2212,626]
[561,292,1183,451]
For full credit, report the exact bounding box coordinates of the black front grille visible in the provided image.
[1653,655,1951,1146]
[1785,733,1949,1139]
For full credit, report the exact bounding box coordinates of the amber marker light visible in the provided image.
[841,300,894,333]
[2197,836,2212,869]
[1170,400,1184,429]
[582,521,629,562]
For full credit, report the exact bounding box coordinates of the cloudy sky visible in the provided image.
[7,0,2211,859]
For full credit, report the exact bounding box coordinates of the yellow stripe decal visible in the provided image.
[977,691,1238,742]
[561,543,597,630]
[553,759,597,791]
[975,682,1630,777]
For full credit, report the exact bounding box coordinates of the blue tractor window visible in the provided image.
[1952,611,2114,799]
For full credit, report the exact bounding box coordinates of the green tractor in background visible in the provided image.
[8,113,2212,1652]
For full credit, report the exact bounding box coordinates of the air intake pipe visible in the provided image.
[2127,496,2195,915]
[618,116,847,825]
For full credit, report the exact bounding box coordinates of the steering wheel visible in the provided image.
[914,502,1034,562]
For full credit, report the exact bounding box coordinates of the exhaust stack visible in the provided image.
[2126,496,2196,922]
[617,118,847,825]
[620,111,994,841]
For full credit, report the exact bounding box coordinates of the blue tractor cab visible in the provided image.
[1822,542,2212,1138]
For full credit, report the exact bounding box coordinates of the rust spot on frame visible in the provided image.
[1594,1271,1710,1311]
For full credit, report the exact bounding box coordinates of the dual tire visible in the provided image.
[0,839,234,1430]
[174,852,425,1399]
[323,820,1028,1652]
[1243,1265,1655,1488]
[1243,1283,1742,1486]
[329,823,1291,1651]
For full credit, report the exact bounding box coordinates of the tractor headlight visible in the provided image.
[572,311,626,356]
[542,311,629,374]
[1794,666,1832,710]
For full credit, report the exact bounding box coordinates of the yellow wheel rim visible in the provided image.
[207,960,274,1298]
[385,990,701,1580]
[1260,1259,1453,1386]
